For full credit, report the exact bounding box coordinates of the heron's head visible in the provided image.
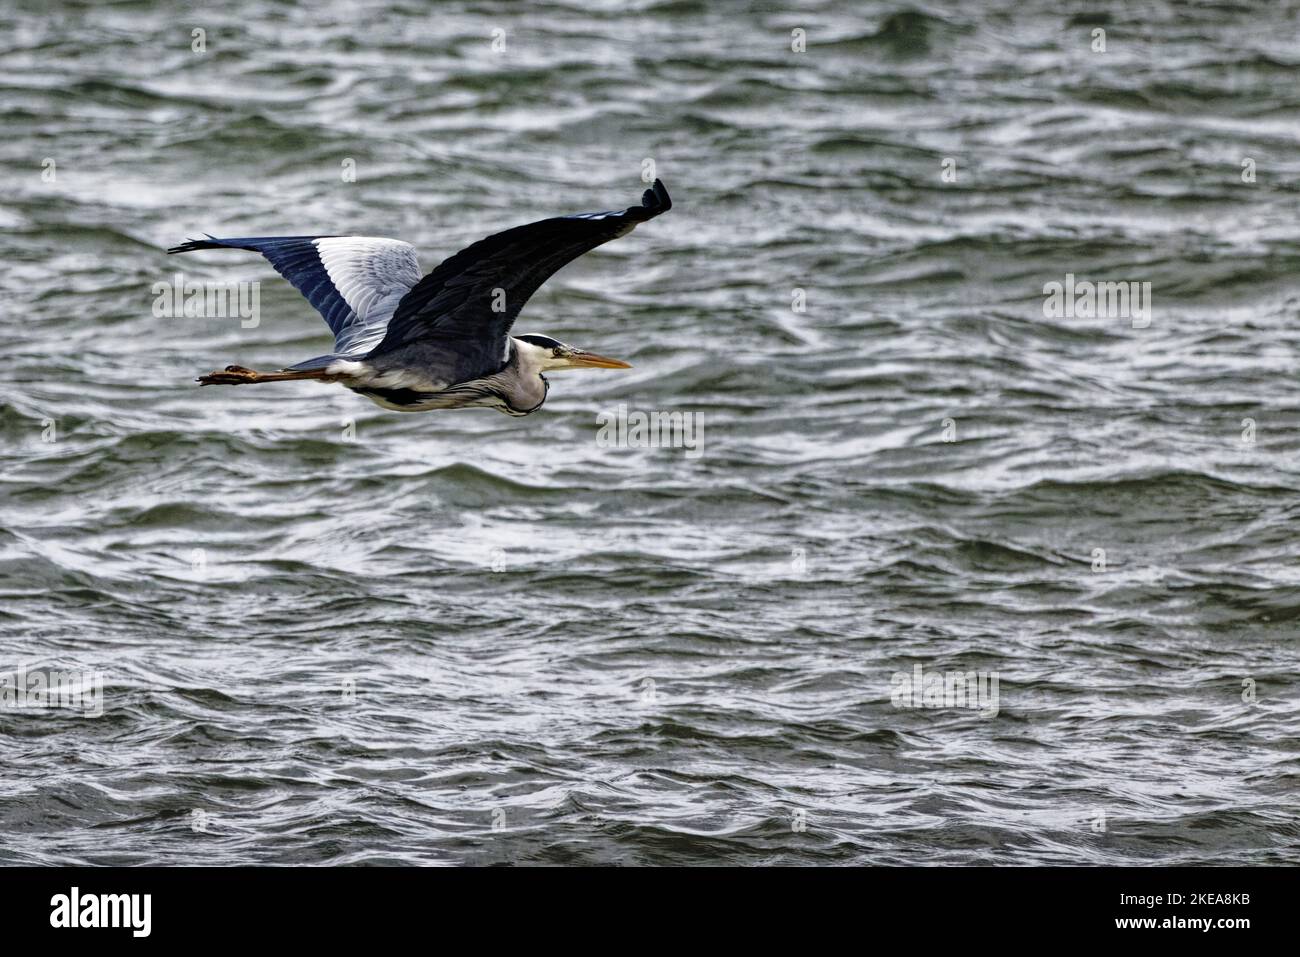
[513,334,632,373]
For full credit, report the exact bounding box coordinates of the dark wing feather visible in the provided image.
[370,180,672,368]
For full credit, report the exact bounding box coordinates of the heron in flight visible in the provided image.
[168,180,672,415]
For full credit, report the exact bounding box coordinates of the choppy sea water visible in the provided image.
[1,0,1298,865]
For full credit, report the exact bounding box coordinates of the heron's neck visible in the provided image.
[503,337,551,414]
[509,337,552,377]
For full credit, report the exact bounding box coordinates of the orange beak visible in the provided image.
[565,351,632,369]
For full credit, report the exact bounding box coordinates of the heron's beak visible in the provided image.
[563,350,632,370]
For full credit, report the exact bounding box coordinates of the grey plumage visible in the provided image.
[170,180,673,415]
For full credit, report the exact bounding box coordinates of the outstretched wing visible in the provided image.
[370,180,672,368]
[167,235,422,362]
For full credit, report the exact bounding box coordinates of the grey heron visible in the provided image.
[168,180,672,416]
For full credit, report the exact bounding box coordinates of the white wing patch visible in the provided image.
[315,237,422,355]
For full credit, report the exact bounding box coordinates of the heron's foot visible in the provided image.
[197,364,259,386]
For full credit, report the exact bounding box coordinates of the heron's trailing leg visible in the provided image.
[197,365,329,386]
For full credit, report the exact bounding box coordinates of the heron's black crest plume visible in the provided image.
[516,335,564,349]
